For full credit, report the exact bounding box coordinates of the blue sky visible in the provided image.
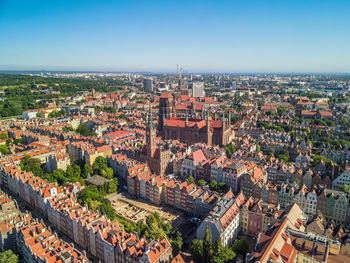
[0,0,349,73]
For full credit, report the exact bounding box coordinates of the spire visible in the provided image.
[222,112,225,127]
[228,110,231,126]
[147,109,153,130]
[162,110,165,122]
[185,109,188,126]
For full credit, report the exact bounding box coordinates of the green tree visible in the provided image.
[187,175,194,184]
[224,143,237,158]
[77,185,101,205]
[92,156,108,174]
[52,169,66,186]
[210,180,217,190]
[101,167,114,179]
[190,239,204,263]
[0,144,9,155]
[209,180,228,193]
[277,107,288,116]
[135,220,146,238]
[171,231,183,257]
[342,184,350,194]
[98,198,116,221]
[267,148,275,156]
[83,163,93,178]
[203,227,213,263]
[73,164,81,177]
[0,133,8,139]
[20,155,44,177]
[197,179,206,187]
[75,122,95,136]
[65,165,74,178]
[312,155,331,166]
[231,239,249,257]
[102,178,118,194]
[0,250,18,263]
[145,221,166,240]
[13,138,22,145]
[62,126,74,132]
[277,154,289,163]
[212,237,236,263]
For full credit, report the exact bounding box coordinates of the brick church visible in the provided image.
[137,111,171,176]
[158,93,232,146]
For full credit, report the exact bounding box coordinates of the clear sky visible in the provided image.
[0,0,349,73]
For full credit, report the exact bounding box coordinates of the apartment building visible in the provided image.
[46,151,70,173]
[223,162,247,193]
[197,192,244,246]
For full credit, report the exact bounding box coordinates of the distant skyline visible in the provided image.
[1,0,350,73]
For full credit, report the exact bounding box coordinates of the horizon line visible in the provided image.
[1,69,350,75]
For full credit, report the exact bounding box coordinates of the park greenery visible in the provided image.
[75,156,118,220]
[20,155,93,185]
[77,185,117,220]
[0,74,130,118]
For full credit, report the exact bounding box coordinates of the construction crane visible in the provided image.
[176,64,185,77]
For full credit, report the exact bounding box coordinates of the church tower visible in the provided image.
[158,93,175,131]
[206,111,212,145]
[146,111,156,157]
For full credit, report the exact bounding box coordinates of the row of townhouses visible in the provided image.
[0,161,172,263]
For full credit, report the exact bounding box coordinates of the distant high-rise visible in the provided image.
[190,82,205,97]
[231,81,237,90]
[143,78,153,92]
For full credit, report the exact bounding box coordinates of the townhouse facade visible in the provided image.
[127,163,219,217]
